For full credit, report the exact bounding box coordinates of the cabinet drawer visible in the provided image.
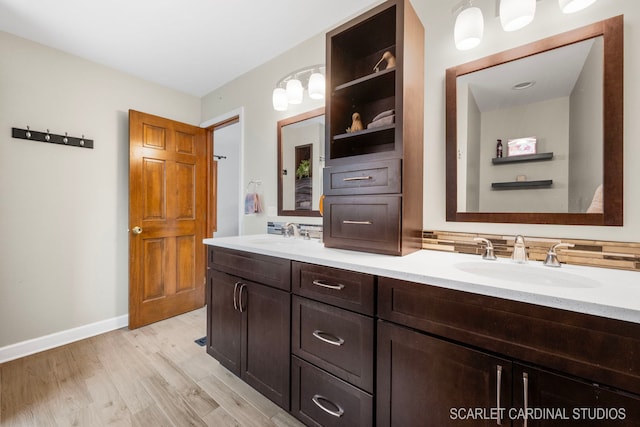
[291,356,373,427]
[322,195,401,255]
[292,261,375,316]
[208,246,290,291]
[323,159,401,195]
[292,296,374,392]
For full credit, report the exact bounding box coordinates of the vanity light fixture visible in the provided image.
[453,1,484,51]
[559,0,598,14]
[272,65,325,111]
[500,0,536,32]
[452,0,600,51]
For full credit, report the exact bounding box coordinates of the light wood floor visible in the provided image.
[0,308,305,427]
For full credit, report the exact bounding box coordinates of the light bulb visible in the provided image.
[286,79,303,104]
[500,0,536,32]
[272,87,288,111]
[454,6,484,51]
[308,72,325,99]
[559,0,597,14]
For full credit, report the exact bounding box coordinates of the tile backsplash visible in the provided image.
[422,231,640,272]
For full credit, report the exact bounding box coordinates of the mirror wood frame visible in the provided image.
[446,15,623,226]
[277,107,325,217]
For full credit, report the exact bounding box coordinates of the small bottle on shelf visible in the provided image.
[496,139,503,158]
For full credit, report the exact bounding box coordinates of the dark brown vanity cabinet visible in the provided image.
[206,247,291,409]
[377,276,640,426]
[377,320,513,426]
[323,0,424,256]
[290,261,375,426]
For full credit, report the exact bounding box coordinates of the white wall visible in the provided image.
[0,31,200,349]
[479,98,570,212]
[213,123,242,237]
[201,35,326,234]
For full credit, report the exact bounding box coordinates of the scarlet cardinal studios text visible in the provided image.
[449,407,626,422]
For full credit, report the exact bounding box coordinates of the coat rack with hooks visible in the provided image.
[12,127,94,149]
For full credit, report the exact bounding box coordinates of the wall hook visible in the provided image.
[11,127,94,149]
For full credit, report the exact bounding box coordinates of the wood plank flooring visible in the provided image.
[0,308,305,427]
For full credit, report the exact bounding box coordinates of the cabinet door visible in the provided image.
[377,321,512,427]
[240,281,291,410]
[512,364,640,426]
[207,269,242,375]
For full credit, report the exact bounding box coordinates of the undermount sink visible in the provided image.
[454,261,601,289]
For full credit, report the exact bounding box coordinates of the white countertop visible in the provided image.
[203,234,640,324]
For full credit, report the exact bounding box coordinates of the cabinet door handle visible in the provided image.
[233,282,240,311]
[343,175,372,182]
[312,279,345,291]
[238,284,246,313]
[312,330,345,346]
[312,394,344,418]
[496,365,503,425]
[523,372,529,427]
[342,220,373,225]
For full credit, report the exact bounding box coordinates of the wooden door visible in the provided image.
[377,320,512,427]
[129,110,207,329]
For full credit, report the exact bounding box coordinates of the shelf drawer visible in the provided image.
[291,356,373,427]
[292,261,375,316]
[208,246,290,291]
[323,159,401,195]
[323,195,401,255]
[292,296,374,392]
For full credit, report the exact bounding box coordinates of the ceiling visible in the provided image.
[458,38,599,112]
[0,0,380,97]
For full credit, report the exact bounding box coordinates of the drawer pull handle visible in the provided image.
[342,220,373,225]
[238,284,246,313]
[496,365,503,425]
[233,282,240,311]
[343,175,372,182]
[523,372,529,427]
[312,394,344,418]
[312,330,345,346]
[312,279,345,290]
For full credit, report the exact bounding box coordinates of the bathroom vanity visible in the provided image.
[204,235,640,426]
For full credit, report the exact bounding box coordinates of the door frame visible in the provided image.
[202,107,245,237]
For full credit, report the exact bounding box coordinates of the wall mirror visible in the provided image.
[446,16,623,225]
[277,107,325,217]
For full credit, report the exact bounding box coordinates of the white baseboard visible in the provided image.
[0,314,129,364]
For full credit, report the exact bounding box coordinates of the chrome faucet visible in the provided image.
[283,222,300,238]
[543,242,575,267]
[511,235,528,264]
[474,237,497,260]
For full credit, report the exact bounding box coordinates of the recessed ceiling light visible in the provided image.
[512,81,536,90]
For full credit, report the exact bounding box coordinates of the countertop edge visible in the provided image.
[203,236,640,324]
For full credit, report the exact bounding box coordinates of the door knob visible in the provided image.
[132,226,143,235]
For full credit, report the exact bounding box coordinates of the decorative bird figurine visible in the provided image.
[373,51,396,72]
[350,112,364,132]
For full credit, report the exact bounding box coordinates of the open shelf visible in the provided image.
[334,68,395,93]
[330,125,396,159]
[492,152,554,165]
[491,180,553,190]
